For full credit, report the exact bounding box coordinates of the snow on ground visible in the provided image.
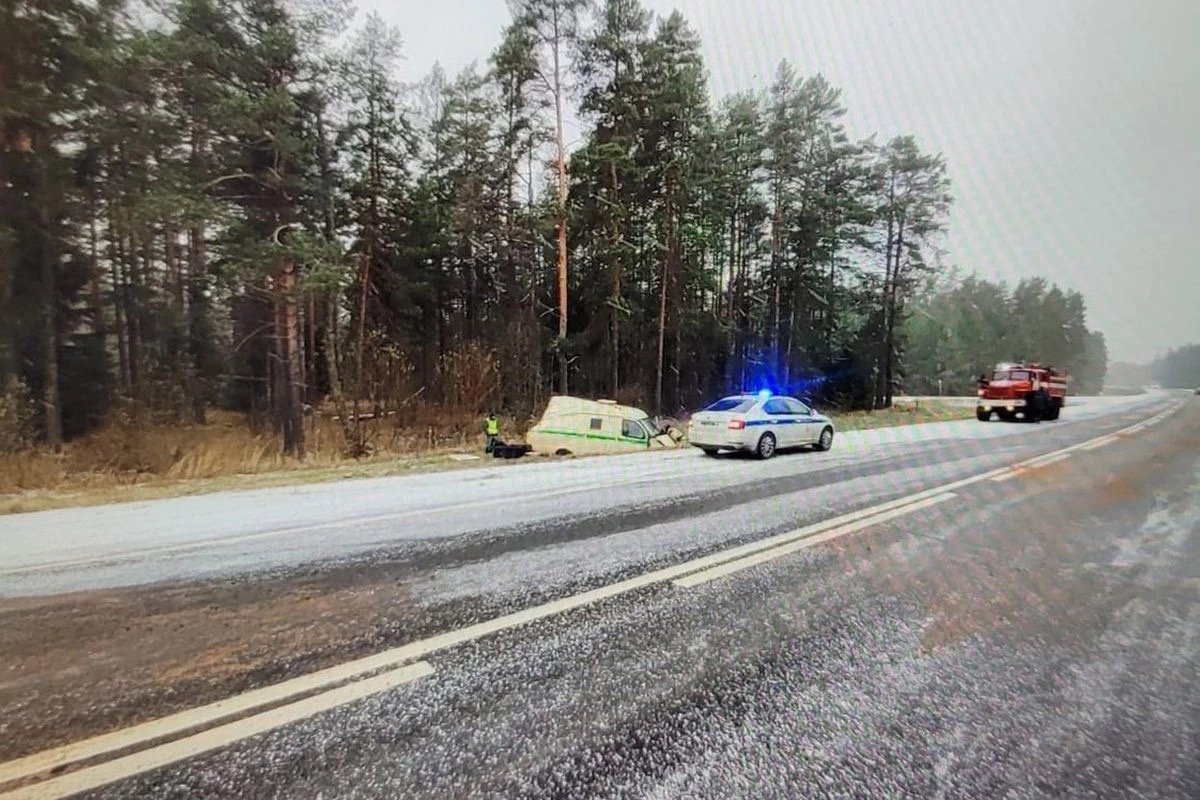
[411,453,999,606]
[0,393,1167,587]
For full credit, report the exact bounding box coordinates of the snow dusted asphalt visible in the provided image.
[0,393,1165,596]
[3,392,1199,800]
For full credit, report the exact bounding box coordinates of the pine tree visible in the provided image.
[872,135,951,407]
[1,0,121,447]
[510,0,593,394]
[576,0,651,396]
[638,11,707,413]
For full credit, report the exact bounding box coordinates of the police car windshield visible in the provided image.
[706,397,754,413]
[993,370,1030,382]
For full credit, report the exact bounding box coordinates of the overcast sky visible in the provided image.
[363,0,1198,364]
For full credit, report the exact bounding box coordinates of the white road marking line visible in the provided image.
[2,400,1186,793]
[1081,436,1117,451]
[0,662,433,800]
[673,493,956,587]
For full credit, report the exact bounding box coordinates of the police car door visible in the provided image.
[785,398,818,444]
[762,397,798,447]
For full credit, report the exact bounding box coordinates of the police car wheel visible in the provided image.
[814,427,834,452]
[756,433,777,460]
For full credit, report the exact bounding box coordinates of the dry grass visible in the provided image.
[0,400,973,516]
[827,399,975,431]
[0,406,525,515]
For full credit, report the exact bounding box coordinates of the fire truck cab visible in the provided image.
[976,362,1068,422]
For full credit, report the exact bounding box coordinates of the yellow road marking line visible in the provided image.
[0,662,433,800]
[0,651,427,787]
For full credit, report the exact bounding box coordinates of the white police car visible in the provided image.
[687,392,835,459]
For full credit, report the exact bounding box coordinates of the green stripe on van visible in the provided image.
[535,428,649,446]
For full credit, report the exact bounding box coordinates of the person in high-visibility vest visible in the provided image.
[484,413,500,453]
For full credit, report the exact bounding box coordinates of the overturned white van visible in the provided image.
[527,396,681,456]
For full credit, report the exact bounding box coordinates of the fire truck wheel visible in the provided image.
[1025,390,1049,422]
[1047,404,1061,421]
[976,408,992,422]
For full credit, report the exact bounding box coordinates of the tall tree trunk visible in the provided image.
[551,12,569,396]
[655,183,673,415]
[655,252,667,416]
[125,228,143,398]
[306,294,317,403]
[770,185,783,382]
[40,253,62,450]
[877,181,896,409]
[89,212,105,341]
[186,223,208,422]
[0,128,12,393]
[671,220,683,412]
[111,242,129,394]
[33,141,62,449]
[0,215,16,391]
[609,161,621,395]
[314,104,337,404]
[324,291,358,453]
[354,251,370,442]
[826,230,837,363]
[883,221,905,408]
[165,225,192,421]
[277,263,305,457]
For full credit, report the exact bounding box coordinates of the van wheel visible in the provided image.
[554,448,572,457]
[814,427,834,452]
[756,433,777,460]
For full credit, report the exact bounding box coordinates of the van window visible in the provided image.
[589,417,603,431]
[622,419,647,440]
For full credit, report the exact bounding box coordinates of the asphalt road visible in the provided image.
[2,392,1198,799]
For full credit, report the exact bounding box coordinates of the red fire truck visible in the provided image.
[976,362,1068,422]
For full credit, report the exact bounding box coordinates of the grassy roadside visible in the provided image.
[0,401,973,516]
[830,398,975,431]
